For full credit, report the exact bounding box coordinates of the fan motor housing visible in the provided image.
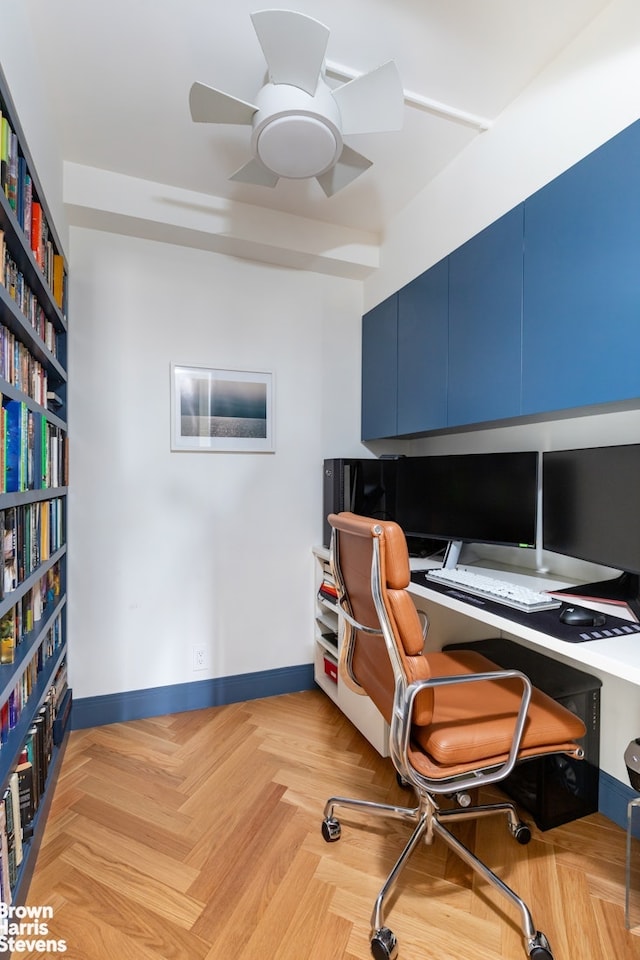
[251,81,343,179]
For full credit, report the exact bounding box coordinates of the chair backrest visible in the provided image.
[329,512,435,726]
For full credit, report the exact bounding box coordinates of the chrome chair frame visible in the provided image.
[322,522,571,960]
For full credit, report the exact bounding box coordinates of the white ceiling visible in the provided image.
[24,0,611,237]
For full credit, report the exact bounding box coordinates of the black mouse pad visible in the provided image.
[410,570,640,643]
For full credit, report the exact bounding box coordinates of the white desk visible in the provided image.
[407,561,640,686]
[314,544,640,792]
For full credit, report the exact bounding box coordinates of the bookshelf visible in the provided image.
[312,546,388,755]
[0,63,71,905]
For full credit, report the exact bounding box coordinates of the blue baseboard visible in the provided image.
[71,663,315,730]
[599,768,638,830]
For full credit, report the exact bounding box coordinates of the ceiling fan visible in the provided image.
[189,9,404,197]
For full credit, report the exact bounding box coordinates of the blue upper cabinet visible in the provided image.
[361,119,640,440]
[361,293,398,440]
[522,120,640,414]
[448,205,524,427]
[361,262,449,440]
[397,259,449,435]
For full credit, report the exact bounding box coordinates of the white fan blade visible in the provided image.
[332,61,404,135]
[250,9,329,95]
[316,145,372,197]
[189,82,257,124]
[229,157,280,188]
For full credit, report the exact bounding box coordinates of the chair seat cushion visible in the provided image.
[409,651,586,778]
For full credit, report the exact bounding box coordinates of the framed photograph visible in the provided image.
[170,363,274,452]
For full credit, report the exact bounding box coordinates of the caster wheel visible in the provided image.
[528,930,553,959]
[371,926,398,960]
[513,821,532,845]
[396,772,411,789]
[321,817,341,842]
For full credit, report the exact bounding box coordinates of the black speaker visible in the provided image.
[322,458,398,547]
[625,739,640,791]
[443,637,601,830]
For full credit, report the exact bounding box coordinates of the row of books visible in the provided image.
[0,617,64,749]
[0,323,50,407]
[0,657,68,902]
[0,562,62,665]
[1,400,68,494]
[0,771,22,903]
[318,559,338,605]
[2,500,65,599]
[1,232,60,357]
[0,110,67,316]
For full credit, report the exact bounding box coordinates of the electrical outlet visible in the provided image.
[192,645,208,671]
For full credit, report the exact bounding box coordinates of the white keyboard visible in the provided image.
[426,567,562,613]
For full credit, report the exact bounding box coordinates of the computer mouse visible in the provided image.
[559,605,606,628]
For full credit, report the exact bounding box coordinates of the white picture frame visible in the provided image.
[170,363,274,452]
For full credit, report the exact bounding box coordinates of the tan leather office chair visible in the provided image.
[321,512,586,960]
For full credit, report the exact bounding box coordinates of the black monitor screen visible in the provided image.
[350,459,397,521]
[395,451,539,549]
[543,444,640,576]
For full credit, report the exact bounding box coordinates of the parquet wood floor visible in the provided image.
[20,690,640,959]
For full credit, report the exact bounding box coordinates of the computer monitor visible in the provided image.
[322,458,398,547]
[542,444,640,613]
[395,451,539,567]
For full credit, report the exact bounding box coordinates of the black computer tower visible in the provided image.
[443,637,601,830]
[322,458,398,547]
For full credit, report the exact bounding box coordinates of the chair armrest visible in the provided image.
[417,609,429,649]
[393,669,533,796]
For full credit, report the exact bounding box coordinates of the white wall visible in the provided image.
[366,0,640,310]
[68,227,365,698]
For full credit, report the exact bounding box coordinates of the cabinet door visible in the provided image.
[522,120,640,414]
[397,259,449,435]
[447,205,524,427]
[361,294,398,440]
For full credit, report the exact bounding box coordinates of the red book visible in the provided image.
[30,200,42,266]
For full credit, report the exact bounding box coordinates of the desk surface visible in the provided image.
[407,561,640,685]
[314,544,640,685]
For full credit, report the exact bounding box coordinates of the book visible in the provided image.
[318,564,338,603]
[0,606,16,664]
[52,254,65,309]
[23,171,32,245]
[24,726,41,811]
[6,132,18,213]
[16,155,26,228]
[33,714,48,800]
[3,786,16,894]
[0,702,8,745]
[5,399,27,493]
[15,761,35,840]
[8,772,22,868]
[34,411,44,490]
[3,506,17,594]
[0,116,10,196]
[30,201,42,267]
[0,407,5,493]
[0,800,10,905]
